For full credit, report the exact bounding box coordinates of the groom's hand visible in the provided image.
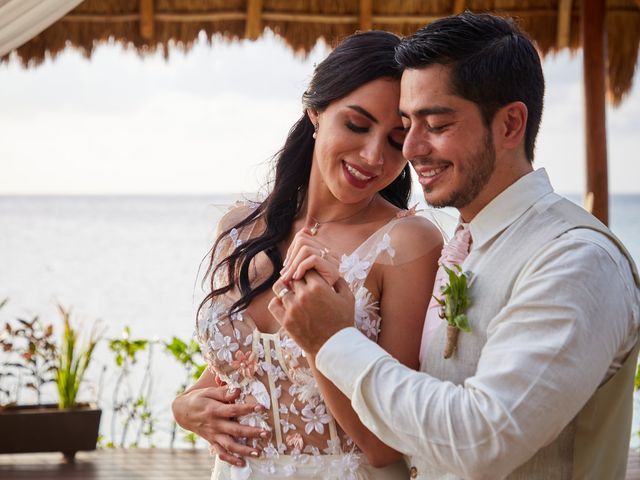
[269,270,354,355]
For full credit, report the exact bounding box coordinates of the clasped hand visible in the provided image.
[268,227,355,355]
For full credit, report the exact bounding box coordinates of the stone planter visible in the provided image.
[0,402,101,461]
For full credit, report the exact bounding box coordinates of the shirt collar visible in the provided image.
[467,168,554,250]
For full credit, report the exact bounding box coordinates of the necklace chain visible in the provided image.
[308,197,374,235]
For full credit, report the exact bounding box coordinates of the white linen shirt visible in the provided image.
[316,169,640,478]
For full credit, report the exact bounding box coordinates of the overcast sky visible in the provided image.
[1,30,638,195]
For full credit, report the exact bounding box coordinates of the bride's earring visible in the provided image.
[312,123,318,140]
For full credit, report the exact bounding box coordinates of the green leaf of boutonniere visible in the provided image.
[435,264,472,358]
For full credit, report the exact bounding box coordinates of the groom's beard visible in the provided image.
[425,130,496,210]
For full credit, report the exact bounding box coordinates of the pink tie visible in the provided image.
[419,225,472,364]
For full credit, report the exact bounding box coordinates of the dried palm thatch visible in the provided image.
[3,0,640,104]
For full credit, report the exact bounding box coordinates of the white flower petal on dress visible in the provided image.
[339,252,371,284]
[375,233,396,258]
[301,403,332,435]
[248,380,271,409]
[281,335,304,358]
[257,461,276,475]
[199,302,226,341]
[238,409,270,429]
[353,287,381,339]
[263,442,280,459]
[273,365,287,380]
[229,228,243,247]
[229,464,252,480]
[280,418,296,433]
[303,445,321,456]
[292,368,321,404]
[210,332,240,363]
[323,437,342,455]
[331,451,361,480]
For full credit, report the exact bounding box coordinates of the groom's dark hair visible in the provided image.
[395,12,544,163]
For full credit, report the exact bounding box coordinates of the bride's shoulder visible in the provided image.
[378,209,444,263]
[217,199,261,232]
[392,208,444,242]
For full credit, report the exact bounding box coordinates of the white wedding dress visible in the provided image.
[197,202,447,479]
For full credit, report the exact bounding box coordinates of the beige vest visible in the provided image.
[415,194,640,479]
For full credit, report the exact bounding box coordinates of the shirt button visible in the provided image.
[409,466,418,478]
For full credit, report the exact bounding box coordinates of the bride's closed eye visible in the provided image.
[388,129,406,151]
[345,120,369,133]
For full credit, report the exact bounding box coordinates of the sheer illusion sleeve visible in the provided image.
[341,211,446,273]
[195,201,262,385]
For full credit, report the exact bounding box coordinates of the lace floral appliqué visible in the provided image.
[199,215,409,479]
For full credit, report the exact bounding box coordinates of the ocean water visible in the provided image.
[0,194,239,448]
[0,193,639,447]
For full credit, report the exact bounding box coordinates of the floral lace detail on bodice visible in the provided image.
[196,206,416,478]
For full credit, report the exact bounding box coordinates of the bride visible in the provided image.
[173,30,443,479]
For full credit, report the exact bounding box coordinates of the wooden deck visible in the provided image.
[0,448,639,479]
[0,449,212,480]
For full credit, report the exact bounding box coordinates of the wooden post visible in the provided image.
[245,0,263,40]
[557,0,572,48]
[453,0,466,14]
[140,0,155,42]
[359,0,372,31]
[581,0,608,224]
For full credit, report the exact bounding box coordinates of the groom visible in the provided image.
[269,12,640,480]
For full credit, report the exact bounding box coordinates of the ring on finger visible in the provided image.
[277,287,291,299]
[320,247,329,259]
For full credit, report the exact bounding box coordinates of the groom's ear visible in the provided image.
[493,101,527,153]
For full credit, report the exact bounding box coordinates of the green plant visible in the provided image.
[109,327,148,368]
[0,298,15,404]
[164,336,206,448]
[56,305,102,409]
[2,316,57,404]
[164,336,206,384]
[0,304,102,409]
[108,327,155,448]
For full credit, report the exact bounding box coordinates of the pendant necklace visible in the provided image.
[308,197,375,236]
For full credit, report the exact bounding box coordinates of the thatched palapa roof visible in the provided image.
[4,0,640,105]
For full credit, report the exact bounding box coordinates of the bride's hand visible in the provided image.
[280,228,340,286]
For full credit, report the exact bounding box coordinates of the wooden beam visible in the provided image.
[139,0,154,42]
[453,0,466,14]
[359,0,372,31]
[245,0,263,40]
[556,0,572,48]
[581,0,609,224]
[62,7,636,25]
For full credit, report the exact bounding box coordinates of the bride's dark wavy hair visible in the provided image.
[200,30,412,317]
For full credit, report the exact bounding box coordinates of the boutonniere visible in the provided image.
[435,264,472,359]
